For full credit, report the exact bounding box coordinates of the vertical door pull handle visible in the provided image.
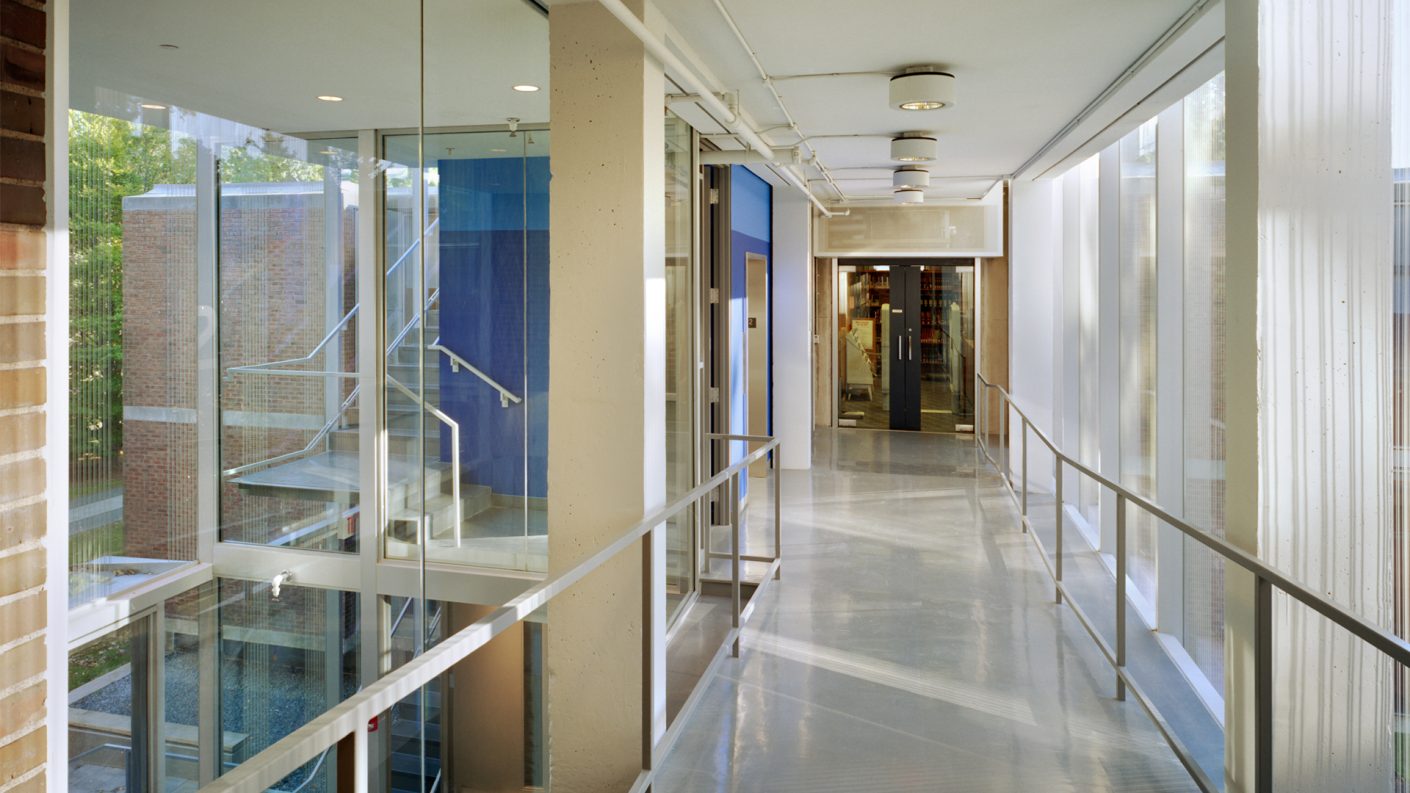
[897,336,902,360]
[908,335,913,360]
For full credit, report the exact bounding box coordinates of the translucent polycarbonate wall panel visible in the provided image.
[1118,120,1159,606]
[66,109,200,605]
[217,138,362,552]
[1239,0,1394,785]
[381,127,550,574]
[1074,155,1102,532]
[1393,0,1410,779]
[1181,74,1227,697]
[664,112,697,622]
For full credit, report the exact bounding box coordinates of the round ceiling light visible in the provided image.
[140,102,167,110]
[894,188,925,205]
[316,95,344,103]
[512,84,540,93]
[893,166,930,188]
[891,132,937,162]
[890,66,956,111]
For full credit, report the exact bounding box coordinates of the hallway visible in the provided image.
[656,430,1198,792]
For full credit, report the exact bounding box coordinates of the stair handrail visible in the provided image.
[388,375,463,548]
[222,387,359,478]
[226,217,440,378]
[427,337,523,408]
[385,286,440,358]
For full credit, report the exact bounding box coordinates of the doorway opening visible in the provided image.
[837,261,976,433]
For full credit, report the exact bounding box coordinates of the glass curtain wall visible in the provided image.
[1118,119,1160,606]
[664,112,697,621]
[67,108,200,605]
[1182,73,1228,696]
[380,127,550,575]
[1393,0,1410,779]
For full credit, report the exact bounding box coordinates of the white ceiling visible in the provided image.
[72,0,1196,201]
[652,0,1195,200]
[71,0,549,134]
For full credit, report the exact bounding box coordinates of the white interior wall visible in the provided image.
[771,191,813,469]
[1008,179,1062,492]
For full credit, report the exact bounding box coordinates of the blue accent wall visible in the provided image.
[729,166,771,478]
[437,157,549,498]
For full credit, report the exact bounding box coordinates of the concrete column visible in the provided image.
[1224,0,1394,790]
[546,1,667,790]
[771,191,812,469]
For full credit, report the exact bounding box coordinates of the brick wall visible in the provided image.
[0,0,49,791]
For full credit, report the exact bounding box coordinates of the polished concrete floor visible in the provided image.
[655,429,1201,792]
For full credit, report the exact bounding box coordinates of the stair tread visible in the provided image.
[230,451,453,495]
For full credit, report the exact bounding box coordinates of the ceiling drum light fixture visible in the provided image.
[512,84,540,93]
[316,95,344,103]
[893,166,930,188]
[894,187,925,205]
[891,132,938,162]
[890,66,956,111]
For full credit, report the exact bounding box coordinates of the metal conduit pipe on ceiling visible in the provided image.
[591,0,835,217]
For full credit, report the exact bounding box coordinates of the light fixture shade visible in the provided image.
[893,167,930,188]
[894,188,925,204]
[891,133,937,162]
[890,68,956,111]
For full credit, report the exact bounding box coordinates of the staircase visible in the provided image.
[228,303,494,546]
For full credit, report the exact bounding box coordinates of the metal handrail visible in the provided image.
[387,375,462,548]
[389,596,416,639]
[196,436,782,793]
[222,387,359,478]
[385,287,440,358]
[428,337,522,407]
[974,373,1410,793]
[227,306,359,377]
[226,216,440,379]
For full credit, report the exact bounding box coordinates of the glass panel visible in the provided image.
[217,138,361,552]
[917,265,975,432]
[837,265,890,428]
[217,578,358,790]
[1118,119,1159,605]
[1182,73,1228,696]
[665,112,696,622]
[68,109,200,605]
[381,128,550,574]
[70,620,152,793]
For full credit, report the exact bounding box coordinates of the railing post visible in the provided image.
[730,471,742,658]
[1255,574,1273,793]
[353,723,369,793]
[1054,460,1063,605]
[1115,492,1127,701]
[1020,416,1029,526]
[999,394,1008,484]
[773,445,782,581]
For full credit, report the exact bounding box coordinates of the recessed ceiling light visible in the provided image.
[512,84,540,93]
[890,66,956,111]
[490,148,508,153]
[140,102,167,110]
[317,95,344,103]
[891,132,938,163]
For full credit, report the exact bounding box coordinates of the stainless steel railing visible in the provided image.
[427,337,522,408]
[387,375,462,548]
[197,436,783,793]
[974,373,1410,793]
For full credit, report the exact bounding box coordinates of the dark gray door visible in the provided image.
[889,266,922,430]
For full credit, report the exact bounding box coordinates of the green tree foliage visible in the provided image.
[67,110,324,468]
